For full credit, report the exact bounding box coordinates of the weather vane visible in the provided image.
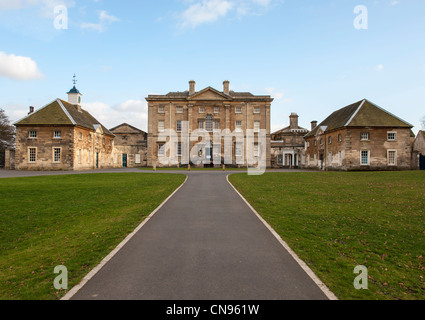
[73,74,77,86]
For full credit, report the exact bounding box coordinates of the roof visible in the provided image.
[272,125,309,136]
[14,99,114,136]
[147,86,273,102]
[67,86,81,94]
[110,123,147,134]
[305,99,413,138]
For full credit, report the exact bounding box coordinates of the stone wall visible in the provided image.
[15,126,75,171]
[148,102,271,168]
[304,127,414,171]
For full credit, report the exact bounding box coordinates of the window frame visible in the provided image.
[235,121,242,133]
[53,148,61,163]
[29,130,37,139]
[387,132,397,141]
[158,120,165,133]
[254,121,260,133]
[387,150,397,166]
[28,147,37,163]
[360,150,370,166]
[360,132,370,141]
[54,131,62,139]
[158,143,165,157]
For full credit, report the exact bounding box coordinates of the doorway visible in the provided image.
[96,152,99,169]
[420,154,425,170]
[123,154,128,168]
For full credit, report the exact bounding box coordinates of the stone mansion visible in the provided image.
[4,80,424,171]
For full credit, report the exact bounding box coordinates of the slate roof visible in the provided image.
[147,86,272,102]
[67,86,81,94]
[14,99,114,136]
[305,99,413,138]
[110,123,147,135]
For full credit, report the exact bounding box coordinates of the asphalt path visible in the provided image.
[56,170,331,300]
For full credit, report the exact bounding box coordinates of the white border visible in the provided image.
[61,175,188,300]
[226,174,339,301]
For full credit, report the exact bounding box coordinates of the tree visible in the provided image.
[422,116,425,129]
[0,108,15,151]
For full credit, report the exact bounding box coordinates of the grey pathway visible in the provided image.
[64,171,329,300]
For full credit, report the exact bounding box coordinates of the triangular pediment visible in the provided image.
[188,87,233,101]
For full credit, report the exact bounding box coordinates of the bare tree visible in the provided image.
[0,108,15,151]
[422,116,425,129]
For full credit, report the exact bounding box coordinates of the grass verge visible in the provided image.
[0,173,186,300]
[228,171,425,300]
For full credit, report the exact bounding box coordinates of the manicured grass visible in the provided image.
[229,171,425,300]
[0,173,186,300]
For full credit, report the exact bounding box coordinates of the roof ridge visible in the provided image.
[57,99,77,125]
[344,99,366,127]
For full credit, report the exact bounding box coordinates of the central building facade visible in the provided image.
[146,81,273,168]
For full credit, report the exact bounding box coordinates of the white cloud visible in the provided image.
[0,51,44,80]
[375,64,384,72]
[81,10,119,32]
[178,0,234,29]
[82,99,148,132]
[0,0,75,17]
[177,0,280,29]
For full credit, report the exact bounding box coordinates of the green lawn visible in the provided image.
[0,173,186,300]
[229,171,425,300]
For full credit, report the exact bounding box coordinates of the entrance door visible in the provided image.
[203,142,213,167]
[123,154,128,168]
[96,153,99,169]
[420,154,425,170]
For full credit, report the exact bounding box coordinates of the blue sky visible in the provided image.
[1,0,424,134]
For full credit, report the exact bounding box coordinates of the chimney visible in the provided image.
[289,113,299,130]
[223,80,230,95]
[189,80,196,95]
[28,106,34,115]
[311,121,318,131]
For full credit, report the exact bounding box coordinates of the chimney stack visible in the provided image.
[311,121,318,131]
[223,80,230,95]
[189,80,196,95]
[289,113,299,130]
[28,106,34,115]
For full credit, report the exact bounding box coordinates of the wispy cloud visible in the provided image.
[0,51,44,80]
[81,10,120,32]
[83,99,148,131]
[176,0,281,29]
[0,0,75,17]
